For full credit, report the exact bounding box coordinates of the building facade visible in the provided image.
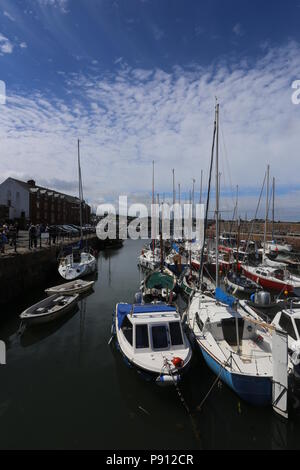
[0,178,91,226]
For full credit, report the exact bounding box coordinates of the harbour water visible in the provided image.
[0,239,299,450]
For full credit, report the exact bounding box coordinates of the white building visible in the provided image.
[0,177,30,220]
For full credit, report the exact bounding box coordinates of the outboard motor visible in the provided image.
[252,290,271,307]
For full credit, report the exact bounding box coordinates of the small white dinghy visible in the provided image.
[58,251,97,280]
[20,294,79,326]
[45,279,94,296]
[113,302,192,386]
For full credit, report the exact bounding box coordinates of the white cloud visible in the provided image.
[0,41,300,219]
[0,33,13,54]
[19,42,27,49]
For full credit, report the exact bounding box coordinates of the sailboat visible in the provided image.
[186,102,289,417]
[242,166,300,295]
[58,140,97,280]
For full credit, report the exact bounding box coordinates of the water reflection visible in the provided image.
[0,239,300,449]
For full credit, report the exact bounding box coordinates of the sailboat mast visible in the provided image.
[263,164,270,263]
[78,139,83,240]
[272,177,275,240]
[215,102,220,288]
[152,160,155,255]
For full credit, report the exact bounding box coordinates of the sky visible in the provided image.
[0,0,300,220]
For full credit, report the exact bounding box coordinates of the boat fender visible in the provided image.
[172,357,184,368]
[156,374,180,386]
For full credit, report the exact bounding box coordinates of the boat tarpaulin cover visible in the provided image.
[172,242,179,253]
[215,287,236,308]
[145,271,175,290]
[117,303,176,329]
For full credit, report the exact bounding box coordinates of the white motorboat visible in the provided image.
[113,302,192,386]
[262,240,293,254]
[58,251,97,280]
[138,248,160,271]
[45,279,94,296]
[20,294,79,326]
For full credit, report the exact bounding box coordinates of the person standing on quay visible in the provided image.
[29,223,36,249]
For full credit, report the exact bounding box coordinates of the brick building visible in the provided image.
[0,177,91,226]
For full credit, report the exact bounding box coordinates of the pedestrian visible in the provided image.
[45,224,50,245]
[0,229,8,253]
[35,224,40,248]
[29,223,36,249]
[9,224,17,252]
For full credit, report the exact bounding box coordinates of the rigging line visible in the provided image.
[197,357,231,412]
[242,171,267,263]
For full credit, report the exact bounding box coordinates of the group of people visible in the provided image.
[0,222,19,253]
[28,223,58,247]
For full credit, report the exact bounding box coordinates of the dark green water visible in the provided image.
[0,239,299,450]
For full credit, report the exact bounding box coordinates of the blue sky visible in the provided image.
[0,0,300,219]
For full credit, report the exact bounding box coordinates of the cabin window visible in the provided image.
[279,313,297,340]
[294,319,300,339]
[152,325,168,349]
[121,316,133,345]
[135,324,149,349]
[222,318,244,346]
[169,322,183,346]
[196,313,204,331]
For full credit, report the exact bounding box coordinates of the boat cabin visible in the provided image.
[273,309,300,349]
[117,303,186,353]
[193,294,272,356]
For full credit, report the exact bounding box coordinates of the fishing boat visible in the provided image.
[45,279,94,296]
[58,140,97,280]
[139,268,177,302]
[113,302,192,385]
[224,270,261,294]
[20,294,79,326]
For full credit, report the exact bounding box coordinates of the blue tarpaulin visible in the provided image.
[117,303,176,329]
[215,287,236,308]
[172,242,179,253]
